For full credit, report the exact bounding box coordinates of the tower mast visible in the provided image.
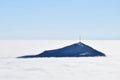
[79,35,81,43]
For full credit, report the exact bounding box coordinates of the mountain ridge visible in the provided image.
[18,42,106,58]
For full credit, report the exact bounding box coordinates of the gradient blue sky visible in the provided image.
[0,0,120,40]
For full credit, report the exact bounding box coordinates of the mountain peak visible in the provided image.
[18,42,106,58]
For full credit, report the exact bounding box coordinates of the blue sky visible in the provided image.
[0,0,120,40]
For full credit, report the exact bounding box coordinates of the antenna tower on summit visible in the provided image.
[79,35,81,43]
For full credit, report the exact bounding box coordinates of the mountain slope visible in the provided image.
[18,42,106,58]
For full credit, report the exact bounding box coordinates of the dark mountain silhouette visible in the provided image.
[18,42,106,58]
